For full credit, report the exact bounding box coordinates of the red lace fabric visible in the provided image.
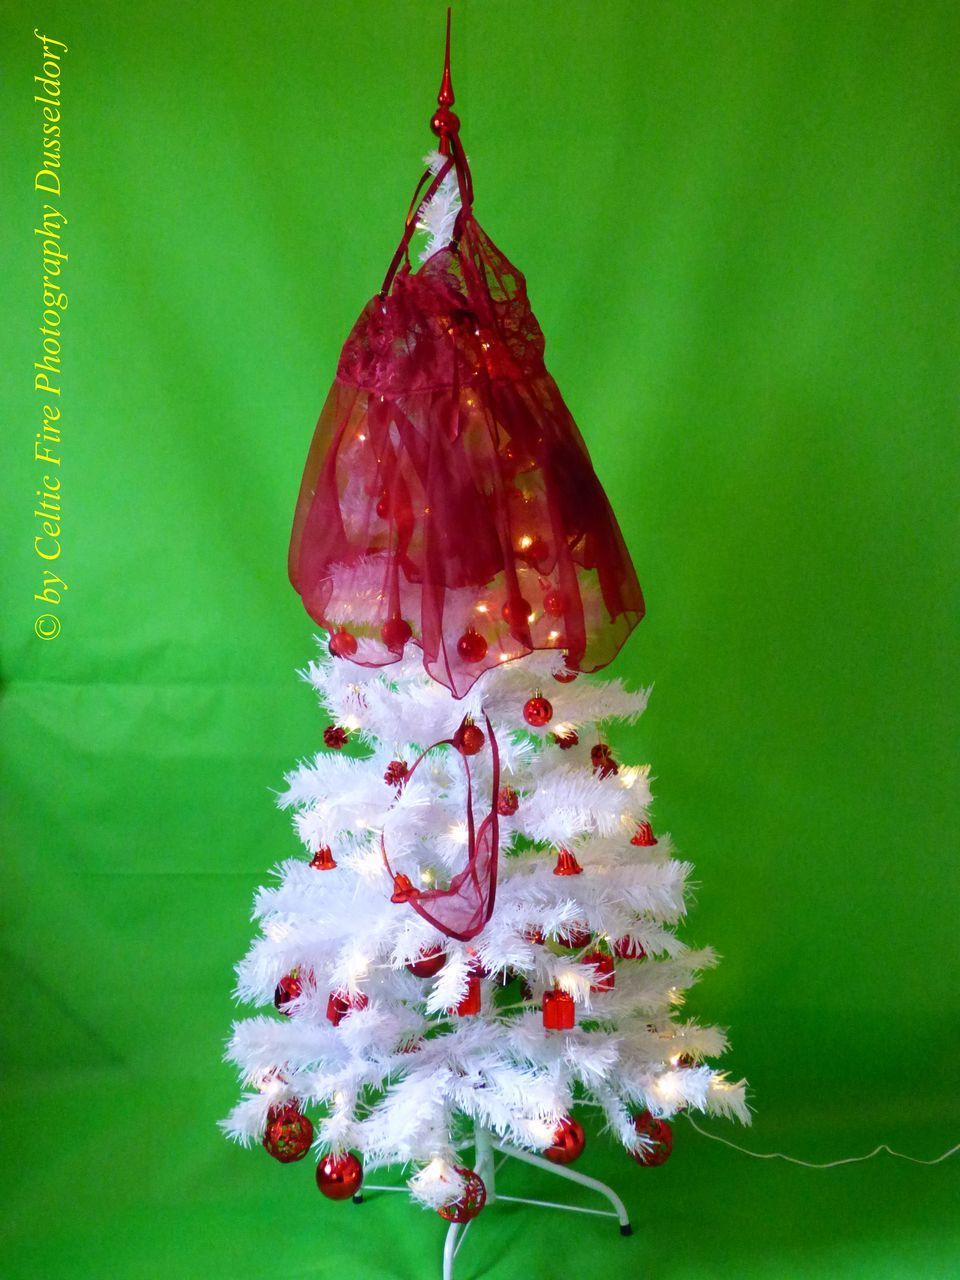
[289,162,644,698]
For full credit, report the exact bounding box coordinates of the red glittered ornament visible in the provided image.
[630,1111,673,1167]
[381,616,412,649]
[613,935,647,960]
[543,588,565,617]
[553,848,583,876]
[263,1103,314,1163]
[631,820,658,847]
[450,969,482,1016]
[274,971,302,1015]
[326,990,369,1026]
[545,1116,586,1165]
[406,945,446,978]
[556,924,592,950]
[583,949,615,992]
[552,729,579,749]
[542,987,576,1030]
[437,1168,487,1223]
[552,665,578,684]
[384,759,409,786]
[310,844,337,871]
[316,1151,363,1199]
[328,629,358,658]
[523,693,553,727]
[323,725,349,750]
[497,786,519,816]
[454,717,485,756]
[456,628,488,664]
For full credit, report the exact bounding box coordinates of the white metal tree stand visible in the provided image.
[355,1124,632,1280]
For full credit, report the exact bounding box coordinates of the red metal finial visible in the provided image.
[431,7,460,153]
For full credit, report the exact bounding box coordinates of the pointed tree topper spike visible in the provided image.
[431,8,460,148]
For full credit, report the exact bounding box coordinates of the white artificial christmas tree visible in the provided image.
[221,642,749,1214]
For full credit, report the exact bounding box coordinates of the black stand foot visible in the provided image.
[620,1223,633,1237]
[352,1193,364,1204]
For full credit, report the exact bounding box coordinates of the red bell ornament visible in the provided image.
[631,820,658,847]
[437,1169,487,1223]
[390,871,420,903]
[454,717,485,756]
[613,935,647,960]
[523,693,554,727]
[456,629,488,664]
[323,725,349,750]
[542,987,576,1030]
[553,848,583,876]
[274,971,302,1014]
[583,949,615,991]
[544,1116,586,1165]
[496,786,519,816]
[406,945,446,978]
[630,1111,673,1167]
[316,1151,363,1199]
[381,616,412,648]
[309,844,337,870]
[328,628,358,658]
[263,1104,314,1163]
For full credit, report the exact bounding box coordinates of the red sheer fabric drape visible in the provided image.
[289,168,644,698]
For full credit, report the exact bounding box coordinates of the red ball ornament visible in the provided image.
[552,665,578,684]
[552,729,579,749]
[456,628,488,663]
[450,970,482,1017]
[316,1151,363,1199]
[553,848,583,876]
[384,759,409,786]
[455,718,485,756]
[584,950,615,992]
[375,493,390,519]
[501,597,532,628]
[631,820,658,847]
[497,786,520,816]
[326,990,369,1026]
[545,1116,586,1165]
[630,1111,673,1167]
[263,1104,314,1163]
[523,693,554,727]
[521,535,549,564]
[328,629,358,659]
[381,616,412,649]
[310,844,337,871]
[406,945,446,979]
[543,588,565,617]
[437,1169,487,1223]
[522,925,545,944]
[613,935,647,960]
[274,971,302,1015]
[542,987,576,1030]
[323,725,349,750]
[556,924,592,950]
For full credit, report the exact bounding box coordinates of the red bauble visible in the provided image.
[501,597,532,628]
[456,628,488,663]
[323,725,349,750]
[552,665,578,684]
[263,1104,314,1163]
[437,1169,487,1223]
[522,535,549,564]
[497,786,520,816]
[523,693,554,727]
[522,925,545,945]
[450,970,481,1017]
[455,718,485,756]
[375,492,390,518]
[613,935,647,960]
[381,616,412,649]
[310,844,337,871]
[543,588,565,617]
[556,924,592,950]
[390,871,420,903]
[328,629,358,659]
[552,729,579,749]
[406,945,446,978]
[326,990,369,1026]
[542,987,576,1030]
[631,820,658,847]
[630,1111,673,1166]
[545,1116,586,1165]
[316,1151,363,1199]
[274,971,302,1015]
[553,848,583,876]
[584,950,615,992]
[675,1053,697,1068]
[384,759,409,786]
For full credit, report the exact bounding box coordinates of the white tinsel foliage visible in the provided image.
[221,643,749,1210]
[416,149,462,261]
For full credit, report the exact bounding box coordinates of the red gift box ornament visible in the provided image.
[542,986,576,1030]
[583,949,615,992]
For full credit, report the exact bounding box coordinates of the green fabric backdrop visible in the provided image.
[2,2,957,1276]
